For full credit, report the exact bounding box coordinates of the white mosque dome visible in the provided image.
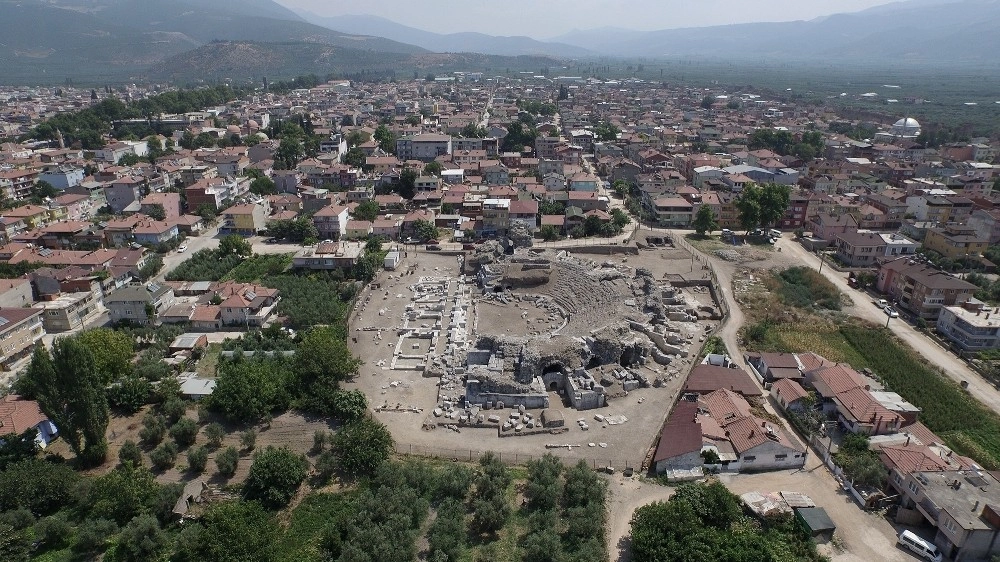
[892,117,920,130]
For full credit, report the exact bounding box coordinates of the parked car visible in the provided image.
[426,244,442,251]
[177,244,187,253]
[883,306,899,318]
[874,298,888,308]
[897,530,942,562]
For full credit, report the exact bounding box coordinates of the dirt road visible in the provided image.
[604,476,675,562]
[777,236,1000,413]
[603,452,911,562]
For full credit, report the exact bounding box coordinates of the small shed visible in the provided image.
[169,332,208,353]
[179,376,216,400]
[383,250,401,270]
[795,507,836,543]
[172,480,207,519]
[541,409,564,428]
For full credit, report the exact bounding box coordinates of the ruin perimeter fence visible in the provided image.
[667,233,731,322]
[394,443,641,472]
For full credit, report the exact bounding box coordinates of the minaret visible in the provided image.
[56,128,65,149]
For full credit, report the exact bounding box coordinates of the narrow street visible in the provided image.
[776,235,1000,413]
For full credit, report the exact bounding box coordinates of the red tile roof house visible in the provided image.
[653,401,705,479]
[0,395,58,448]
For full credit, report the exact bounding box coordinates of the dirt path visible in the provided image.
[604,475,675,562]
[718,453,912,562]
[777,236,1000,413]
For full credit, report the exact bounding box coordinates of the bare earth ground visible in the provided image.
[345,246,717,470]
[82,407,334,485]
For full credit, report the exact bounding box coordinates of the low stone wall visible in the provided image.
[564,244,639,255]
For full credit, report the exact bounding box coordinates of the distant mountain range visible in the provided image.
[150,41,558,83]
[549,0,1000,65]
[299,13,594,58]
[1,0,999,85]
[0,0,426,84]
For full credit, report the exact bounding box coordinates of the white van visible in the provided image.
[898,530,943,562]
[768,229,782,239]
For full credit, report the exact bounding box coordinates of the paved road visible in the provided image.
[156,224,222,281]
[776,236,1000,412]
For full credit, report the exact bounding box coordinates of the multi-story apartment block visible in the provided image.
[937,301,1000,352]
[222,203,269,236]
[0,308,44,370]
[33,291,102,332]
[106,282,175,326]
[395,133,452,162]
[481,198,510,235]
[312,204,350,240]
[877,259,978,322]
[923,226,989,260]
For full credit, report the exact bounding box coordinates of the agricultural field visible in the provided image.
[739,268,1000,469]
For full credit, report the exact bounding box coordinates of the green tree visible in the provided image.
[74,328,135,384]
[427,498,466,561]
[119,440,144,467]
[250,176,277,195]
[118,514,168,562]
[197,203,218,224]
[210,359,289,422]
[396,168,417,199]
[146,203,166,221]
[219,234,253,257]
[539,224,560,241]
[87,463,160,525]
[758,182,792,229]
[204,422,225,449]
[0,459,80,515]
[31,180,59,200]
[352,200,380,222]
[242,446,308,509]
[276,137,304,168]
[412,218,439,241]
[345,130,370,147]
[0,522,30,562]
[33,515,71,551]
[192,501,280,562]
[343,146,366,167]
[118,152,141,166]
[331,389,368,422]
[331,417,393,478]
[24,340,109,466]
[108,375,151,413]
[524,454,563,511]
[216,446,239,477]
[170,417,199,447]
[461,123,487,138]
[0,429,39,471]
[611,208,631,232]
[692,204,719,235]
[701,95,715,109]
[374,125,396,154]
[292,327,361,415]
[149,441,178,471]
[187,445,208,473]
[423,161,443,176]
[139,413,167,446]
[735,183,763,233]
[612,179,630,198]
[241,428,257,451]
[72,518,118,557]
[593,121,619,141]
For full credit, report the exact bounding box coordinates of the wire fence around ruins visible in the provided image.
[394,443,641,472]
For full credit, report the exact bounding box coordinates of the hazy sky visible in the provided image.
[279,0,904,38]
